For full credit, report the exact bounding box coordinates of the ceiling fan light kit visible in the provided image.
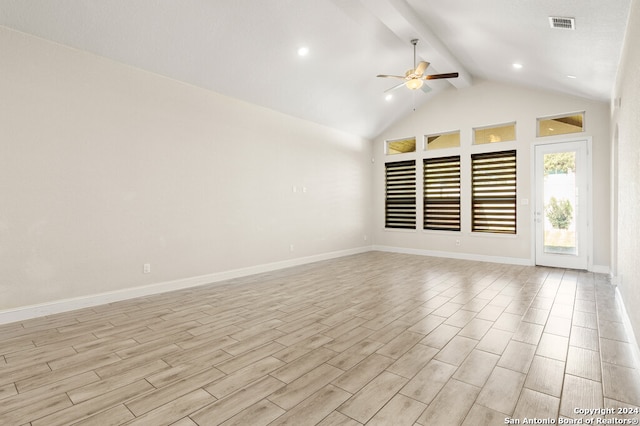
[377,39,459,93]
[406,79,424,90]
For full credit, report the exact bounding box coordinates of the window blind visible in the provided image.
[423,156,461,231]
[385,160,416,229]
[471,150,517,234]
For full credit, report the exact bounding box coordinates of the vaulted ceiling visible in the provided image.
[0,0,631,139]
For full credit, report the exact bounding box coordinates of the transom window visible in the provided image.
[425,131,460,150]
[386,137,416,155]
[474,123,516,145]
[537,112,584,137]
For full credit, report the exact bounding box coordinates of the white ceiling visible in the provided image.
[0,0,631,139]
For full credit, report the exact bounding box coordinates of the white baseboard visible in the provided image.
[0,244,610,326]
[373,245,533,266]
[591,264,610,274]
[0,246,372,325]
[372,245,610,273]
[615,286,640,370]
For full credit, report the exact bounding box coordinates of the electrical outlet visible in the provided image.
[143,263,151,274]
[289,244,294,252]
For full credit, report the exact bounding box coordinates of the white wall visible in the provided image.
[0,27,373,313]
[373,80,611,267]
[0,23,620,321]
[611,0,640,341]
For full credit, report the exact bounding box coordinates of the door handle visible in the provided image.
[535,212,542,223]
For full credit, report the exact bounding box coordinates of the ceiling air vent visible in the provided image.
[549,16,575,30]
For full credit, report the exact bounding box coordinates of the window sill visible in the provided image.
[422,229,462,236]
[469,232,518,239]
[384,227,418,233]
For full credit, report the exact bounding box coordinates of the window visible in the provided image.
[385,160,416,229]
[386,137,416,155]
[423,156,461,231]
[471,150,517,234]
[474,122,516,145]
[425,131,460,150]
[537,112,584,137]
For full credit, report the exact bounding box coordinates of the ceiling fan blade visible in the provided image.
[425,72,459,80]
[414,61,429,77]
[384,81,407,93]
[377,74,406,79]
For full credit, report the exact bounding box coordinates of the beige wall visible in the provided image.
[0,21,625,318]
[611,0,640,341]
[373,80,611,268]
[0,27,373,311]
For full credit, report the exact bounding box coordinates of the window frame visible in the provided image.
[471,150,517,234]
[473,122,517,145]
[424,130,461,151]
[385,136,417,155]
[385,160,417,230]
[423,156,461,231]
[536,112,585,138]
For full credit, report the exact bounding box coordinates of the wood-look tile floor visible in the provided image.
[2,251,640,425]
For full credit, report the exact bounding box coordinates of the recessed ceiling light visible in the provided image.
[567,75,577,79]
[385,94,393,101]
[512,63,523,69]
[297,46,309,56]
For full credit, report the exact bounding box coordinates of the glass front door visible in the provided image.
[535,141,589,269]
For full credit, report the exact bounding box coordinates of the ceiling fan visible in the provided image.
[377,39,459,93]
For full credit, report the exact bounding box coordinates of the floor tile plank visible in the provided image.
[453,349,499,387]
[332,353,394,394]
[337,371,407,424]
[191,374,286,425]
[268,384,351,426]
[475,366,526,415]
[268,363,344,410]
[0,253,637,426]
[367,393,426,426]
[399,359,457,404]
[417,379,480,425]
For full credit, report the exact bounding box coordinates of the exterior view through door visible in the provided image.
[534,140,589,270]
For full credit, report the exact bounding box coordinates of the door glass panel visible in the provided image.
[543,151,577,255]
